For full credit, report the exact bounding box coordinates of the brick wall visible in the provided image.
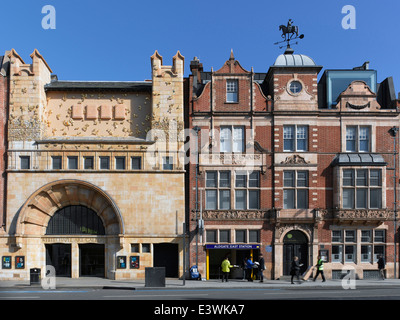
[0,73,7,229]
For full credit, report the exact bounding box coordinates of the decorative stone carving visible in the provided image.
[346,101,370,110]
[275,223,313,241]
[8,119,45,141]
[201,210,268,220]
[280,154,310,165]
[334,209,391,220]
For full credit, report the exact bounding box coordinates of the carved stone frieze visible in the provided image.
[334,209,392,221]
[200,210,269,220]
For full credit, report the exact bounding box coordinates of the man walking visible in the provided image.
[377,255,386,280]
[313,255,326,282]
[258,254,265,282]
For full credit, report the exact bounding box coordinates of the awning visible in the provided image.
[331,153,387,167]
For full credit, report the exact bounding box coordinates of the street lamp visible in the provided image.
[193,126,201,268]
[390,126,399,279]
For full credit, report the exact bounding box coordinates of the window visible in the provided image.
[345,230,356,242]
[131,156,141,170]
[361,245,372,262]
[204,171,230,210]
[163,156,173,170]
[236,230,246,243]
[68,156,78,170]
[52,156,62,170]
[115,157,126,170]
[374,230,385,243]
[235,171,260,210]
[84,157,94,170]
[142,244,151,253]
[331,229,386,264]
[206,170,260,210]
[226,79,238,102]
[219,171,231,210]
[131,244,139,253]
[20,156,30,169]
[332,245,343,263]
[345,245,356,263]
[249,230,260,243]
[346,126,370,152]
[220,126,244,153]
[219,230,230,243]
[342,169,382,209]
[100,156,110,170]
[289,80,303,94]
[332,230,342,243]
[361,230,371,243]
[283,125,307,151]
[283,171,308,209]
[206,230,217,243]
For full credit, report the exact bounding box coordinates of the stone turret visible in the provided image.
[7,49,52,144]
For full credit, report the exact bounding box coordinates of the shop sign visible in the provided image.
[205,244,260,250]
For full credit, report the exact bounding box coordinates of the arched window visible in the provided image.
[46,205,105,235]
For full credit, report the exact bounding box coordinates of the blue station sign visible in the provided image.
[205,244,260,250]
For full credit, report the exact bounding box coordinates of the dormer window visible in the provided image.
[226,80,238,102]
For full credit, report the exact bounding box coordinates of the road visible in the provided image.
[1,286,400,300]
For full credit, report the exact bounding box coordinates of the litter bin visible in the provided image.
[145,267,165,287]
[30,268,41,285]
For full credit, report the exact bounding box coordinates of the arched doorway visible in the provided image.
[283,230,308,275]
[45,205,106,277]
[15,180,124,279]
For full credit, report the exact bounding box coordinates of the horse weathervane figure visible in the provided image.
[274,19,304,52]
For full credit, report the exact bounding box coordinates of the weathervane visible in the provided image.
[274,19,304,50]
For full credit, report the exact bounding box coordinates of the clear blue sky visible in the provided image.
[2,0,399,94]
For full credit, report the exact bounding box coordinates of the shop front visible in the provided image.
[205,244,261,280]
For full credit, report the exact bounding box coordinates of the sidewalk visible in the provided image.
[1,277,400,290]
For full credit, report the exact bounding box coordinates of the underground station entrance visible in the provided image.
[205,244,261,280]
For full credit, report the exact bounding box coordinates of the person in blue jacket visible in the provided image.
[245,257,255,282]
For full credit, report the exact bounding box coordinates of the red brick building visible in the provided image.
[0,53,9,230]
[185,49,400,280]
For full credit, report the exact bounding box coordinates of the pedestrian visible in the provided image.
[245,257,255,282]
[221,255,233,282]
[312,255,326,282]
[290,256,302,284]
[377,255,386,280]
[258,254,265,282]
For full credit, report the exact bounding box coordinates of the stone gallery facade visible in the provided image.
[1,46,400,281]
[0,49,186,280]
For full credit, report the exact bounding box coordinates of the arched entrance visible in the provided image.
[14,180,124,279]
[283,230,308,275]
[45,205,106,277]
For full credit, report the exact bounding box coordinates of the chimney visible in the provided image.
[190,57,203,94]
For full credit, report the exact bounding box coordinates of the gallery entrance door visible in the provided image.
[283,230,308,275]
[45,244,71,277]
